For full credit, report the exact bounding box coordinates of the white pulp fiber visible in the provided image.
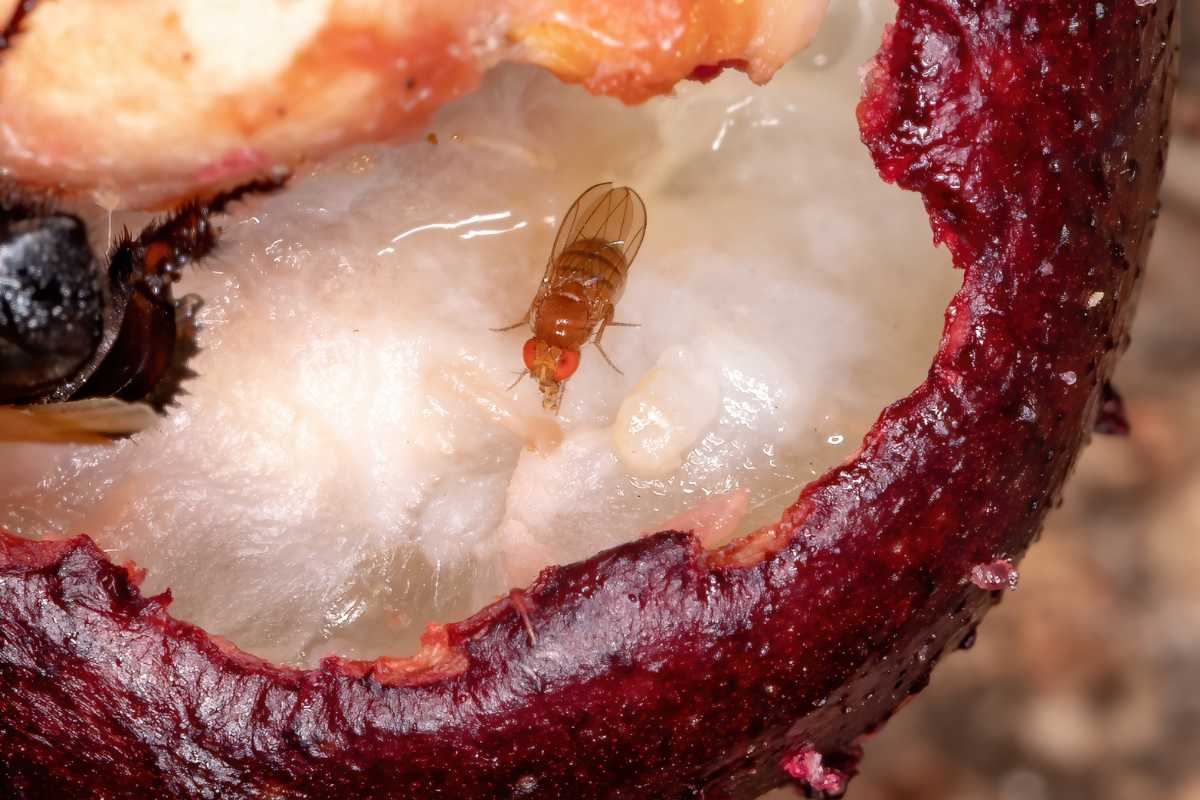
[0,0,958,665]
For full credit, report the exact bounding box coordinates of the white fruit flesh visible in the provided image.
[0,0,958,666]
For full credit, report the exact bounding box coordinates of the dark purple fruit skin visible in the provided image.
[0,1,1178,797]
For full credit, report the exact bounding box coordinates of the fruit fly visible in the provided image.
[496,182,647,413]
[0,177,283,442]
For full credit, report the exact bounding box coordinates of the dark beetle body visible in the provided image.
[0,208,103,402]
[0,179,281,413]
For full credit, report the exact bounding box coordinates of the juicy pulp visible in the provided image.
[0,0,956,666]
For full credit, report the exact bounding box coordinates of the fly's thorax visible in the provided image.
[533,291,591,350]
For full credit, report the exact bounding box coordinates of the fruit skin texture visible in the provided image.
[0,1,1179,798]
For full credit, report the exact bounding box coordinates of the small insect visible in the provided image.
[0,177,283,442]
[496,182,647,413]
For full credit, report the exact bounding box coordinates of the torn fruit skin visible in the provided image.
[0,1,1178,797]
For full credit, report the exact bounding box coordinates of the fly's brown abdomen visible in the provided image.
[551,237,630,314]
[503,181,647,412]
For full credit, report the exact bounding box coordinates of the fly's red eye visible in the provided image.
[554,349,580,381]
[522,338,539,371]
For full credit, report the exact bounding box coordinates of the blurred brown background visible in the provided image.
[790,18,1200,800]
[848,159,1200,800]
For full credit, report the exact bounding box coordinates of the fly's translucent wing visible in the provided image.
[0,398,157,444]
[549,182,648,268]
[530,184,613,301]
[526,182,648,322]
[549,182,611,263]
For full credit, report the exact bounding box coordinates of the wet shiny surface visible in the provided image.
[0,0,1177,796]
[0,0,956,667]
[763,52,1200,800]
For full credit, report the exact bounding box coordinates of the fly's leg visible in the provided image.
[594,343,623,375]
[594,304,640,342]
[490,310,531,333]
[494,306,532,392]
[506,370,529,391]
[593,305,638,375]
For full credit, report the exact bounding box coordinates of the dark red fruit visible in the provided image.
[0,1,1179,797]
[687,59,751,83]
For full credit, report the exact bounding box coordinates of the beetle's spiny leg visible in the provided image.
[71,176,287,409]
[145,294,204,410]
[0,0,37,52]
[111,174,289,288]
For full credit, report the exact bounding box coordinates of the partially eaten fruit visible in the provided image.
[0,0,1179,798]
[4,3,959,670]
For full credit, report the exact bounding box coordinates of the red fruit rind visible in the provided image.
[0,1,1178,797]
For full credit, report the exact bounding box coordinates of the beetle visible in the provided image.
[0,178,283,440]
